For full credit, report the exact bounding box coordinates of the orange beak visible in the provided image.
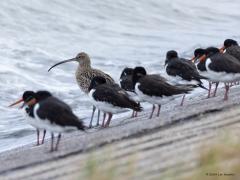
[9,98,23,107]
[9,98,37,108]
[219,46,225,53]
[191,56,196,62]
[199,54,207,62]
[26,99,37,106]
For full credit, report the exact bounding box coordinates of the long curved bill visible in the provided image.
[9,99,23,107]
[48,58,76,72]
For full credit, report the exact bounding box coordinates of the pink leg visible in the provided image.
[224,83,230,101]
[54,133,61,151]
[134,111,138,117]
[134,102,140,117]
[41,129,46,144]
[102,113,106,127]
[50,133,54,152]
[212,82,219,97]
[36,129,40,146]
[104,113,113,128]
[156,105,161,117]
[180,94,186,106]
[131,110,135,118]
[149,105,155,119]
[207,82,212,98]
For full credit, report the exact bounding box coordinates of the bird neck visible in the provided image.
[26,105,35,118]
[79,61,91,69]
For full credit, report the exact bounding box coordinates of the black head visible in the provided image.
[22,91,35,102]
[120,67,134,79]
[205,47,220,56]
[35,91,52,101]
[224,39,238,48]
[166,50,178,60]
[132,66,147,86]
[165,50,178,66]
[88,76,106,91]
[194,48,206,58]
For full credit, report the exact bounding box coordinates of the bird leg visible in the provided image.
[89,106,96,128]
[41,129,46,144]
[207,82,212,98]
[149,105,155,119]
[54,133,62,151]
[36,129,40,146]
[157,105,161,117]
[134,102,140,117]
[134,111,138,117]
[212,82,219,97]
[50,133,55,152]
[180,94,186,106]
[104,113,113,128]
[102,113,106,127]
[96,110,101,126]
[224,83,230,101]
[131,110,135,118]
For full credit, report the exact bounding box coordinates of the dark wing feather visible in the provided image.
[226,46,240,61]
[166,58,203,82]
[138,76,192,97]
[209,53,240,73]
[36,97,84,130]
[93,84,141,111]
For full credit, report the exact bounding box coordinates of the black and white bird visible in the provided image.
[132,67,193,119]
[88,76,142,127]
[165,50,207,87]
[193,47,240,100]
[164,50,208,105]
[9,91,46,146]
[10,91,85,151]
[220,39,240,61]
[119,67,141,117]
[193,48,220,98]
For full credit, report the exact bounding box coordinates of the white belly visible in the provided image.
[205,58,240,82]
[33,104,78,133]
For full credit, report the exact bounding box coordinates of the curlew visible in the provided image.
[48,52,115,128]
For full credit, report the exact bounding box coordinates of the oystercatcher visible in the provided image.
[193,47,240,100]
[9,91,47,146]
[48,52,115,128]
[88,76,142,127]
[120,67,141,117]
[165,50,208,105]
[10,91,85,151]
[165,50,207,86]
[220,39,240,61]
[132,67,193,119]
[193,48,220,98]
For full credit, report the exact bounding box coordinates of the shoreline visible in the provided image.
[1,86,240,179]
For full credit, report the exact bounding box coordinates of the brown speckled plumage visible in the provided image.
[75,52,114,93]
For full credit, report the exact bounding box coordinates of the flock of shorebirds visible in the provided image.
[9,38,240,152]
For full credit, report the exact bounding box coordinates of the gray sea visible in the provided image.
[0,0,240,152]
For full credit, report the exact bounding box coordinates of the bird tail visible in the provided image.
[198,83,208,90]
[130,101,142,112]
[198,75,208,80]
[134,102,142,112]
